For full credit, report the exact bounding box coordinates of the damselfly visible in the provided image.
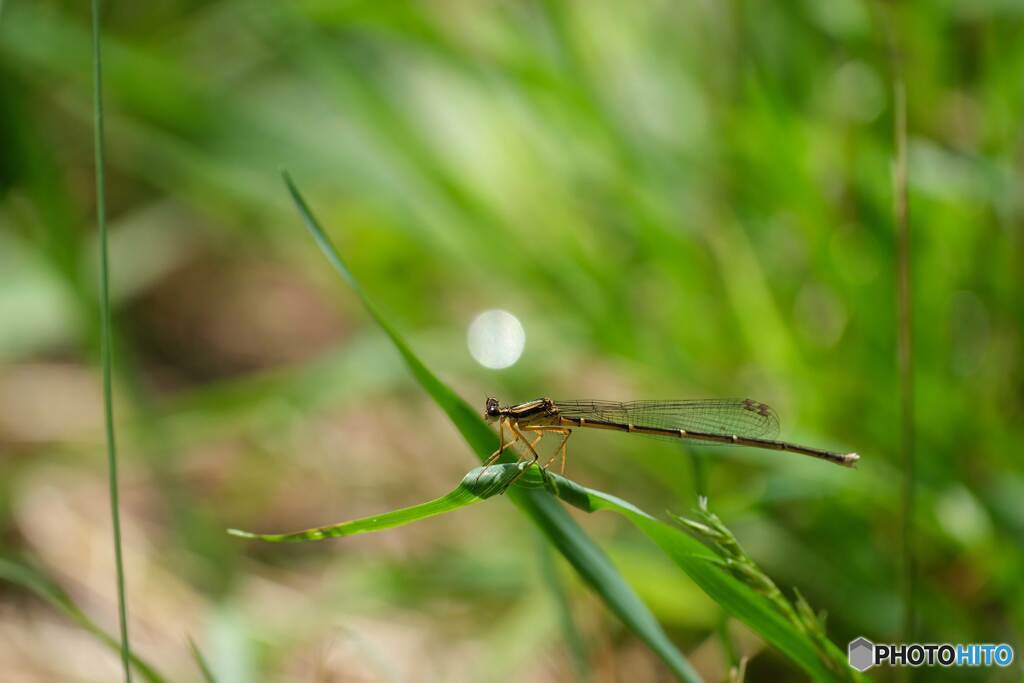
[482,397,858,474]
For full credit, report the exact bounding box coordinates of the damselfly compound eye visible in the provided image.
[485,397,500,416]
[467,309,525,369]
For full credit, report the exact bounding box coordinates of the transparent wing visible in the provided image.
[554,399,780,439]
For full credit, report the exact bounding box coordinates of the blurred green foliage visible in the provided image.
[1,1,1022,681]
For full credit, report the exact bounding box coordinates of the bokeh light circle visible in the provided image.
[467,309,526,369]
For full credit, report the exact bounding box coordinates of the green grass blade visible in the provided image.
[281,172,702,683]
[0,559,167,683]
[588,501,840,681]
[229,465,518,541]
[188,637,220,683]
[232,460,859,682]
[91,1,132,680]
[536,472,856,681]
[889,35,916,647]
[281,172,495,457]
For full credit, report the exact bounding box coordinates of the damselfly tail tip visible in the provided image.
[841,452,860,468]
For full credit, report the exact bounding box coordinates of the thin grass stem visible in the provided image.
[92,0,133,680]
[891,43,916,654]
[872,0,917,655]
[189,638,219,683]
[892,77,917,651]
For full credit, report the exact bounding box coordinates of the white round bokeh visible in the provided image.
[467,309,526,369]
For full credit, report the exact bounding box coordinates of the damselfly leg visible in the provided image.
[503,421,542,488]
[475,417,546,487]
[522,426,572,474]
[481,416,509,469]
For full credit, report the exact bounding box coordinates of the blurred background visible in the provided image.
[1,1,1022,681]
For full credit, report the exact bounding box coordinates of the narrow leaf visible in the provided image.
[233,462,854,681]
[189,637,220,683]
[229,465,518,541]
[279,172,702,683]
[0,559,167,683]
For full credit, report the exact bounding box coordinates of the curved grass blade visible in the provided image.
[280,172,702,683]
[0,559,167,683]
[568,488,859,682]
[530,470,859,681]
[232,463,860,682]
[229,465,518,541]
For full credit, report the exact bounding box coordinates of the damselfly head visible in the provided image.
[484,397,501,421]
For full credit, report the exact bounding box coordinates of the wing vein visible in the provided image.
[554,399,780,439]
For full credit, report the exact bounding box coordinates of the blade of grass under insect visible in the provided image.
[233,464,857,682]
[91,1,132,681]
[228,465,515,541]
[0,559,167,683]
[189,637,220,683]
[281,172,702,683]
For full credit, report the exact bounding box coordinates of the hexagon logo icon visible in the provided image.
[848,637,875,672]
